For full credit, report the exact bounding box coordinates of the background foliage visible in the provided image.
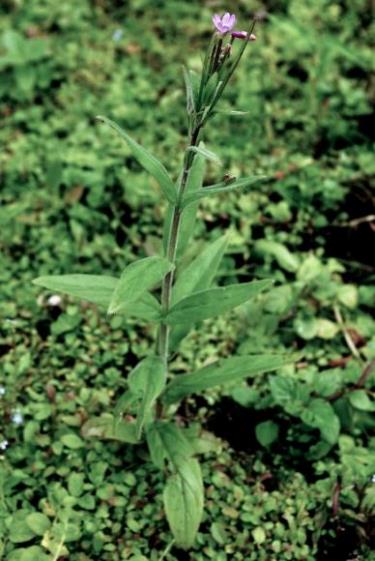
[0,0,374,559]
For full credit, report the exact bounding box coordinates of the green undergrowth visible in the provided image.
[0,0,374,559]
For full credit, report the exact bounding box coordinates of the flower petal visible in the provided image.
[229,14,236,28]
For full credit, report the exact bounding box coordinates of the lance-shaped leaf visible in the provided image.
[33,274,161,320]
[182,66,196,115]
[176,147,206,256]
[128,356,167,439]
[181,176,267,209]
[166,279,272,325]
[163,354,294,404]
[113,390,137,417]
[33,274,117,307]
[146,421,195,469]
[173,235,228,304]
[163,458,204,550]
[108,256,173,315]
[121,292,162,321]
[170,236,228,350]
[146,422,203,549]
[188,145,221,164]
[97,116,177,204]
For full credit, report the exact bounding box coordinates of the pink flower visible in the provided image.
[231,31,257,41]
[212,12,237,35]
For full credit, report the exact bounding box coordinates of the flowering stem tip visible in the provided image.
[212,12,236,35]
[212,13,256,42]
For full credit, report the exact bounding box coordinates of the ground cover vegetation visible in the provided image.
[0,1,374,560]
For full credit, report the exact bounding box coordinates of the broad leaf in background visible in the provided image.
[33,274,117,307]
[255,240,300,273]
[108,256,173,314]
[348,390,375,412]
[81,415,138,443]
[163,354,293,404]
[256,420,279,448]
[163,458,204,550]
[301,398,341,445]
[97,116,177,203]
[166,280,272,325]
[127,356,167,438]
[182,176,267,208]
[270,376,310,416]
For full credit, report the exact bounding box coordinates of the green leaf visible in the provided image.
[163,354,293,404]
[119,292,162,321]
[127,356,167,438]
[25,513,51,536]
[166,280,272,325]
[146,421,195,468]
[108,256,172,314]
[67,473,85,497]
[33,274,117,307]
[97,116,177,203]
[33,274,162,320]
[10,546,50,561]
[9,517,36,544]
[163,458,204,550]
[81,415,138,443]
[337,285,358,309]
[182,176,267,208]
[60,433,84,449]
[316,318,339,339]
[182,66,196,115]
[146,424,166,469]
[348,390,375,412]
[252,527,266,545]
[255,421,279,448]
[213,109,249,116]
[255,240,300,273]
[173,235,228,304]
[301,399,340,445]
[170,236,228,350]
[269,376,297,405]
[176,148,206,257]
[270,376,310,416]
[114,389,137,417]
[188,145,221,164]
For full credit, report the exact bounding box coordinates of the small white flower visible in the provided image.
[0,386,5,397]
[0,440,8,451]
[47,294,62,307]
[112,29,123,42]
[11,411,24,426]
[372,474,375,484]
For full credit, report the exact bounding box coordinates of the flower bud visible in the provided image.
[231,31,256,41]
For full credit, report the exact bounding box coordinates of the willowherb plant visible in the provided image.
[34,13,291,549]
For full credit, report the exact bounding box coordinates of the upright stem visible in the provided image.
[157,125,202,364]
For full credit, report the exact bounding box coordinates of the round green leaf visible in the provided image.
[26,513,51,536]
